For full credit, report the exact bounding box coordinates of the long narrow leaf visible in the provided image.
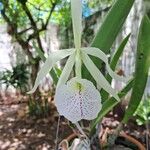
[91,0,134,51]
[122,16,150,123]
[101,34,131,101]
[110,34,131,71]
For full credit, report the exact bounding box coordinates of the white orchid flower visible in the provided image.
[28,0,127,124]
[55,77,102,123]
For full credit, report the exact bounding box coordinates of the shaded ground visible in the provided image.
[0,96,149,150]
[0,100,72,150]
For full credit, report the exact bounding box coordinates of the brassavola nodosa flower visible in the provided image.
[55,77,102,123]
[28,0,127,124]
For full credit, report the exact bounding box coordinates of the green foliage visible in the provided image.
[122,16,150,123]
[134,98,150,126]
[89,0,114,9]
[0,64,29,93]
[0,70,12,88]
[17,0,27,4]
[52,1,71,25]
[91,0,134,53]
[90,1,150,136]
[88,0,135,133]
[28,98,51,118]
[7,0,56,26]
[2,0,28,27]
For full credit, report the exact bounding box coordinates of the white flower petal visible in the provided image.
[28,49,75,94]
[71,0,82,49]
[56,52,76,89]
[55,77,101,123]
[81,51,120,101]
[82,47,128,82]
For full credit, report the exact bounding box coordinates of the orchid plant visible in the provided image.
[28,0,128,148]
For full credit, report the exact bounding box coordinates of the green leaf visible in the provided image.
[101,34,131,101]
[90,78,134,135]
[122,15,150,123]
[54,67,62,78]
[83,0,135,79]
[91,0,134,51]
[110,34,131,72]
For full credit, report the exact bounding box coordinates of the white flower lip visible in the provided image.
[55,77,102,123]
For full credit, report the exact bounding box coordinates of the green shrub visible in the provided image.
[28,98,51,118]
[0,64,29,93]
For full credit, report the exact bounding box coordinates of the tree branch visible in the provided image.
[18,1,44,52]
[18,27,33,35]
[20,3,37,28]
[0,6,34,62]
[26,0,57,42]
[27,1,51,12]
[45,0,57,28]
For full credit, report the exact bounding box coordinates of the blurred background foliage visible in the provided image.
[0,64,29,93]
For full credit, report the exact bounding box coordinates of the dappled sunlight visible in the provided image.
[0,0,149,149]
[0,101,72,149]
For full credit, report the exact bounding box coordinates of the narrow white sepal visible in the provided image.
[82,47,128,82]
[71,0,82,49]
[27,49,75,94]
[56,52,76,89]
[81,51,120,101]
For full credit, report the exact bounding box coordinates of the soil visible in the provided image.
[0,95,149,150]
[0,95,72,150]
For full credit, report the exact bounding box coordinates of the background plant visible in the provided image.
[0,64,29,94]
[28,98,51,118]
